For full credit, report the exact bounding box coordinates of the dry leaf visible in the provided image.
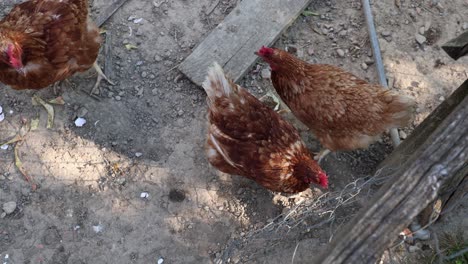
[30,118,40,131]
[33,95,54,129]
[1,134,23,146]
[125,44,138,50]
[48,96,65,105]
[15,145,37,191]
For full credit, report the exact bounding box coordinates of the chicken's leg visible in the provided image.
[314,149,331,164]
[89,62,115,95]
[52,79,73,95]
[52,82,60,95]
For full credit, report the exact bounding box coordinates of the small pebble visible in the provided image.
[92,224,104,233]
[419,26,425,35]
[365,58,375,65]
[3,201,17,214]
[336,49,345,57]
[361,63,368,70]
[115,96,122,101]
[74,117,87,127]
[439,96,445,101]
[154,55,163,62]
[76,107,88,118]
[307,48,315,56]
[338,30,347,37]
[399,130,407,139]
[381,30,391,37]
[463,22,468,30]
[408,245,420,253]
[415,34,426,45]
[261,69,271,79]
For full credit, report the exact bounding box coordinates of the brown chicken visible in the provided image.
[0,0,112,94]
[256,46,416,161]
[203,62,328,193]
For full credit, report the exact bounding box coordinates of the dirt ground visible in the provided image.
[0,0,467,263]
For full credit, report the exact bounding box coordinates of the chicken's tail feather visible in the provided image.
[385,92,416,128]
[202,62,237,101]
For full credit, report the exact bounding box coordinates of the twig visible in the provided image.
[216,169,391,262]
[205,0,221,15]
[291,242,300,264]
[166,63,182,73]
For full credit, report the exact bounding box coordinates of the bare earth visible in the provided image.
[0,0,467,263]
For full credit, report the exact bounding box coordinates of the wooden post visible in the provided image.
[314,80,468,264]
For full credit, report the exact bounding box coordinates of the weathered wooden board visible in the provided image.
[104,31,114,79]
[95,0,131,27]
[442,30,468,60]
[314,81,468,264]
[179,0,313,86]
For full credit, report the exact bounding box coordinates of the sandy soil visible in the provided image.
[0,0,467,263]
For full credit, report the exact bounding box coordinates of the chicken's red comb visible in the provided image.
[319,172,328,189]
[256,46,274,57]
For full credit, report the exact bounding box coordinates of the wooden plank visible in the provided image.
[104,31,114,80]
[442,30,468,60]
[314,81,468,264]
[179,0,313,86]
[95,0,131,28]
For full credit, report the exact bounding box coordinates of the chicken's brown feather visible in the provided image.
[203,63,327,193]
[264,48,415,151]
[0,0,100,90]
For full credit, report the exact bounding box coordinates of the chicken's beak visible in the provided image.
[254,51,259,56]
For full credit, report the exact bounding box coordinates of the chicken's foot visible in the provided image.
[52,79,73,95]
[89,62,115,95]
[314,149,331,164]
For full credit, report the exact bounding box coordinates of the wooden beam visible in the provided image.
[314,81,468,264]
[95,0,131,28]
[442,30,468,60]
[179,0,313,86]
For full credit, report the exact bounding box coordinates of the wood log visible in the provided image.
[314,81,468,263]
[442,30,468,60]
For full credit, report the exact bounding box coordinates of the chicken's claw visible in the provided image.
[89,62,115,95]
[314,149,331,164]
